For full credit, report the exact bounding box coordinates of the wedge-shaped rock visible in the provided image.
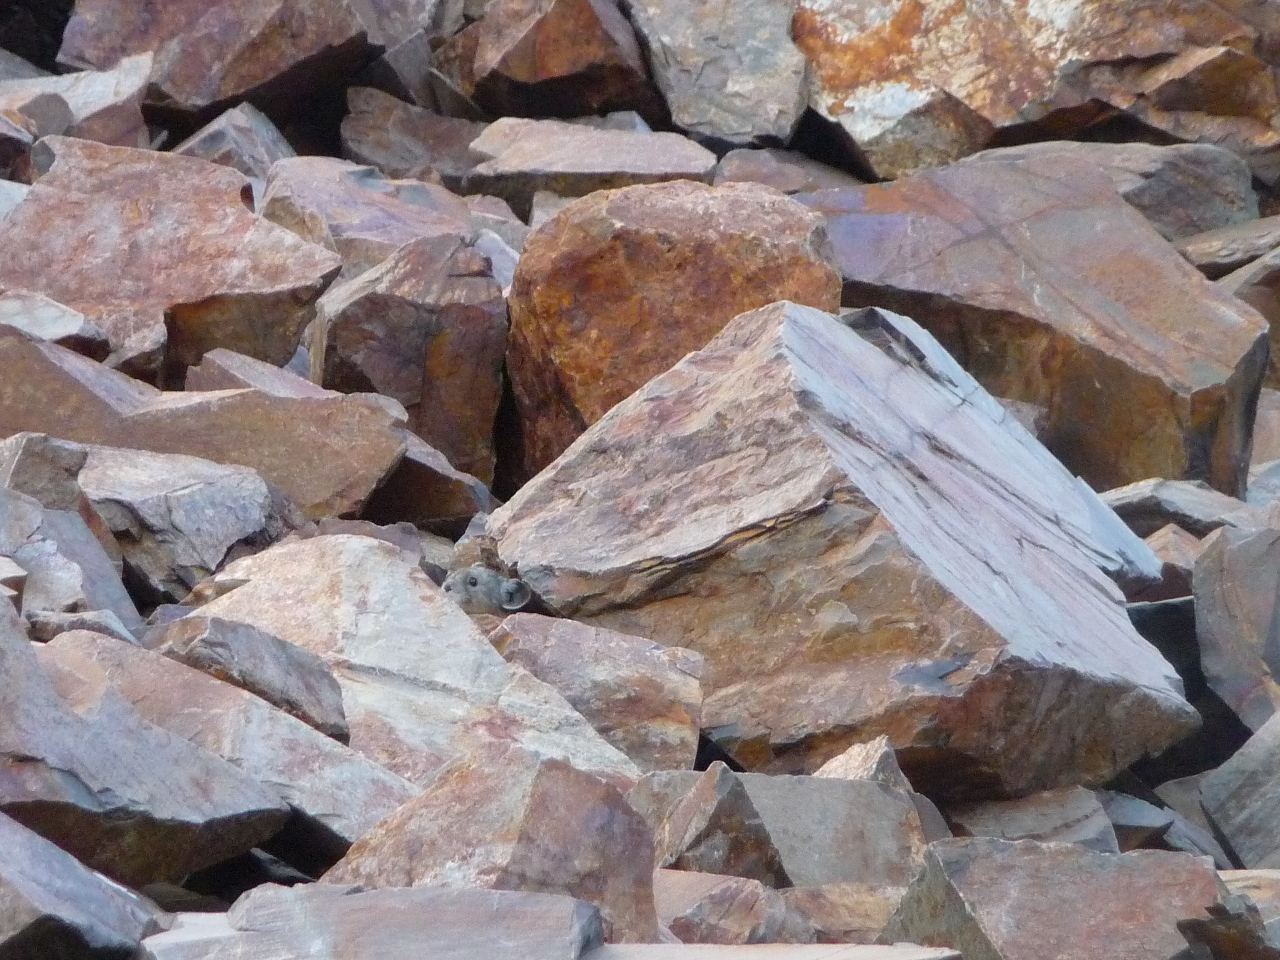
[943,787,1119,853]
[1138,524,1204,601]
[881,838,1226,960]
[58,0,372,119]
[1102,478,1256,538]
[492,300,1191,794]
[0,52,150,147]
[801,155,1269,495]
[1095,791,1175,851]
[312,232,507,483]
[716,149,865,195]
[0,49,46,81]
[143,614,347,741]
[141,883,605,960]
[0,289,110,360]
[815,737,913,794]
[38,630,413,874]
[261,156,474,280]
[508,180,840,476]
[490,613,704,772]
[1222,871,1280,941]
[1203,710,1280,867]
[196,535,641,787]
[1179,216,1280,279]
[625,0,806,146]
[465,118,717,221]
[654,870,815,945]
[780,884,907,946]
[172,103,296,185]
[324,740,660,943]
[0,606,289,886]
[0,328,406,518]
[0,809,164,959]
[1254,391,1280,468]
[1,137,341,380]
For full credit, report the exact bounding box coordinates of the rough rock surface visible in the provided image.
[1178,216,1280,279]
[801,154,1269,495]
[172,102,297,186]
[654,870,816,946]
[1102,478,1255,538]
[942,787,1120,853]
[1203,709,1280,867]
[0,52,151,148]
[507,180,841,477]
[492,301,1191,794]
[715,148,865,194]
[1218,244,1280,387]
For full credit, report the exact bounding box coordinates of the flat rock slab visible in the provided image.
[491,301,1189,796]
[1179,216,1280,279]
[799,153,1269,496]
[0,52,151,148]
[943,786,1120,853]
[507,179,841,477]
[716,149,865,195]
[1102,478,1255,538]
[1203,709,1280,867]
[584,948,960,959]
[140,883,605,960]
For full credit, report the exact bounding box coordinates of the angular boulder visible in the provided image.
[716,148,866,195]
[654,870,816,945]
[1178,216,1280,279]
[942,787,1120,853]
[800,154,1269,495]
[0,52,151,148]
[491,301,1192,796]
[172,102,297,185]
[507,180,841,476]
[1202,709,1280,867]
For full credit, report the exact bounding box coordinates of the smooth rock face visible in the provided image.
[0,329,407,519]
[943,787,1120,853]
[1194,526,1280,731]
[312,232,507,483]
[1178,216,1280,279]
[801,155,1269,496]
[140,883,606,960]
[0,289,110,360]
[324,740,661,943]
[172,102,297,184]
[1254,391,1280,467]
[814,737,913,795]
[1219,245,1280,387]
[0,136,341,380]
[38,630,414,871]
[715,148,865,194]
[1102,478,1252,538]
[654,870,816,946]
[143,614,348,741]
[507,180,841,477]
[195,535,642,788]
[492,301,1192,795]
[1203,710,1280,867]
[465,118,718,220]
[0,52,151,148]
[0,606,289,886]
[0,809,164,959]
[489,613,704,772]
[880,838,1225,960]
[625,0,807,145]
[58,0,372,118]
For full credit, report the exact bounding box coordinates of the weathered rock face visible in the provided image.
[38,629,414,874]
[0,809,165,959]
[195,535,642,788]
[1203,709,1280,867]
[436,0,663,122]
[1255,391,1280,468]
[0,136,341,381]
[324,740,661,943]
[1218,245,1280,387]
[0,605,290,886]
[312,232,507,483]
[715,147,865,194]
[0,289,109,359]
[880,838,1226,960]
[781,884,908,945]
[261,156,474,280]
[465,118,718,220]
[492,301,1192,796]
[654,869,816,945]
[140,883,606,960]
[489,613,703,772]
[1102,478,1254,538]
[943,787,1120,854]
[58,0,373,119]
[1179,216,1280,279]
[507,180,841,477]
[172,102,297,186]
[0,329,407,519]
[0,51,150,147]
[800,154,1269,496]
[624,0,806,146]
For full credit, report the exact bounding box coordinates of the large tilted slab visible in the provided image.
[492,301,1192,797]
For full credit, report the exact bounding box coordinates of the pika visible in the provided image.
[442,564,533,616]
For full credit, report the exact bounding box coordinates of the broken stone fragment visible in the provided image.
[0,289,109,360]
[465,118,718,220]
[492,301,1191,794]
[1218,245,1280,387]
[324,739,661,943]
[1095,790,1175,851]
[0,52,151,148]
[489,613,704,772]
[507,179,841,476]
[798,154,1269,496]
[1252,391,1280,469]
[27,607,136,644]
[172,102,297,188]
[0,49,47,81]
[1138,524,1203,601]
[1102,478,1257,538]
[814,736,913,794]
[1179,216,1280,279]
[653,869,816,945]
[715,148,865,194]
[780,884,908,945]
[1203,708,1280,867]
[942,787,1120,854]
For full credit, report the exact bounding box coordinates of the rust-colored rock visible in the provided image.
[0,52,150,148]
[1140,523,1204,600]
[0,136,341,381]
[491,301,1191,796]
[654,870,816,945]
[312,233,507,483]
[508,180,841,476]
[489,613,703,772]
[780,884,907,945]
[324,740,661,943]
[1179,216,1280,279]
[1252,390,1280,467]
[800,154,1269,496]
[1219,245,1280,387]
[943,787,1120,854]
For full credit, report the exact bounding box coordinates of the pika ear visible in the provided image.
[499,579,533,611]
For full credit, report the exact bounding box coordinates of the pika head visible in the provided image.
[442,564,533,616]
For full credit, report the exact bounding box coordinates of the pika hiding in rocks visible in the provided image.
[442,563,533,616]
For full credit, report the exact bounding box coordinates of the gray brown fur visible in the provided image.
[441,564,533,616]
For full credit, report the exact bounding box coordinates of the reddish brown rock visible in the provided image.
[58,0,373,119]
[1139,523,1204,600]
[435,0,663,123]
[814,736,912,794]
[492,301,1190,795]
[716,148,865,194]
[1218,245,1280,387]
[654,870,816,945]
[1180,216,1280,279]
[0,329,407,519]
[801,155,1269,496]
[323,740,661,943]
[507,180,841,476]
[942,787,1120,854]
[172,102,297,185]
[489,613,704,772]
[465,118,718,221]
[780,885,907,945]
[312,233,507,483]
[880,838,1226,960]
[0,52,150,148]
[0,136,341,380]
[1252,390,1280,467]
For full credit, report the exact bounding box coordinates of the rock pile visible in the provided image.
[6,1,1280,957]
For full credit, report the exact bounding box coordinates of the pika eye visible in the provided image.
[467,575,478,587]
